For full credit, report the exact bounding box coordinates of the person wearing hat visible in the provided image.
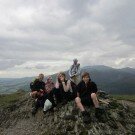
[69,58,81,85]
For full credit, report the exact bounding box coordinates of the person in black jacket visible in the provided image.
[30,73,46,115]
[30,73,46,98]
[75,72,103,123]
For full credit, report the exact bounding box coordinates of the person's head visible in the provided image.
[73,58,78,65]
[38,73,44,81]
[82,72,91,83]
[58,72,66,82]
[47,76,53,83]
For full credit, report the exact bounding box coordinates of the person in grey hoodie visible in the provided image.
[69,58,81,85]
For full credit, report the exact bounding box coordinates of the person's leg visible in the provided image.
[63,91,72,102]
[30,91,38,98]
[91,93,104,120]
[52,88,62,104]
[75,97,85,112]
[47,90,56,107]
[75,97,91,123]
[91,93,99,108]
[32,98,40,116]
[30,91,42,99]
[70,91,76,101]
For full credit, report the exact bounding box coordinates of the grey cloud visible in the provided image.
[92,0,135,46]
[0,59,25,70]
[0,0,134,77]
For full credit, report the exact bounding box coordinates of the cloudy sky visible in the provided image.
[0,0,135,78]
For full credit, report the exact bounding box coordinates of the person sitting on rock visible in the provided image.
[75,72,104,123]
[45,76,55,94]
[69,58,81,85]
[43,76,56,113]
[30,73,45,98]
[54,72,77,104]
[30,73,46,115]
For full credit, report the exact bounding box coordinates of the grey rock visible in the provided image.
[0,92,135,135]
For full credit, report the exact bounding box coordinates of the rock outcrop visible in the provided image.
[0,92,135,135]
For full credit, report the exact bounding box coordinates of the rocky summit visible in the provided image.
[0,91,135,135]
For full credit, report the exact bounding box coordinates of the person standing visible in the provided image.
[69,58,81,85]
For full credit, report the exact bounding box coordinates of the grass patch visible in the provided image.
[112,95,135,102]
[0,91,25,107]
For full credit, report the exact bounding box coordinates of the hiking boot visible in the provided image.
[81,111,91,124]
[95,107,105,122]
[32,107,37,116]
[31,100,39,116]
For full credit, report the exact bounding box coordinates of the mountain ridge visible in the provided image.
[0,65,135,94]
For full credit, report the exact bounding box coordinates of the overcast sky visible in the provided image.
[0,0,135,78]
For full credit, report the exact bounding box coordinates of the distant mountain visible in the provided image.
[81,65,135,94]
[82,65,115,71]
[0,77,33,94]
[0,65,135,94]
[119,67,135,75]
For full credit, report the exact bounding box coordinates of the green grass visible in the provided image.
[112,95,135,102]
[0,91,25,107]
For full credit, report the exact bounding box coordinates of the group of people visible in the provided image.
[30,59,104,123]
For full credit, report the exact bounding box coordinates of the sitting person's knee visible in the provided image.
[30,91,38,98]
[91,93,97,99]
[75,97,81,104]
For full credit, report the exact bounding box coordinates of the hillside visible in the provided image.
[0,77,33,94]
[0,91,135,135]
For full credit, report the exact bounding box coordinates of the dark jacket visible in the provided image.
[30,79,45,92]
[56,80,77,101]
[77,80,98,98]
